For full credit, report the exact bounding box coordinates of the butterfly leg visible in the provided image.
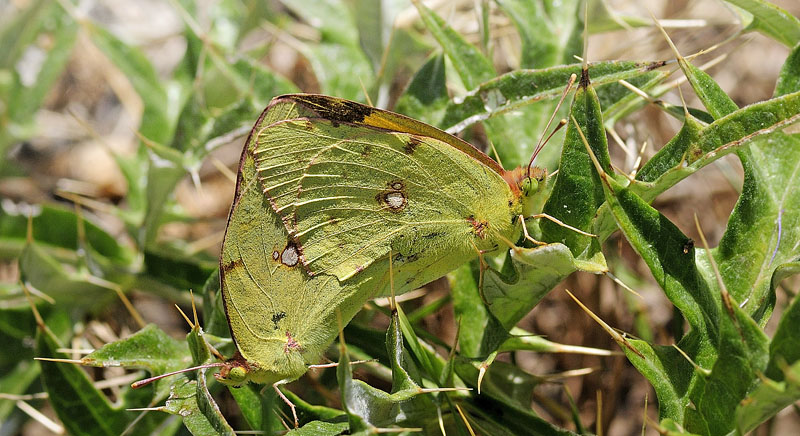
[273,381,299,428]
[527,213,597,238]
[519,214,547,246]
[470,240,490,305]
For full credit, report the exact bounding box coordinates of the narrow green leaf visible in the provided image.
[413,0,495,89]
[19,242,117,312]
[440,61,666,134]
[633,90,800,200]
[766,290,800,380]
[287,420,349,435]
[395,53,449,125]
[723,0,800,47]
[36,325,131,436]
[775,41,800,97]
[677,58,738,120]
[337,311,439,431]
[0,204,131,264]
[228,384,271,432]
[4,1,77,153]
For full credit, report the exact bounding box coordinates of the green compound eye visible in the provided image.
[521,176,538,196]
[227,366,247,384]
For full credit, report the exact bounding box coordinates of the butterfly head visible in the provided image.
[503,166,548,217]
[214,337,309,387]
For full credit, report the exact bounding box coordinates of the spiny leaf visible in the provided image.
[542,69,613,258]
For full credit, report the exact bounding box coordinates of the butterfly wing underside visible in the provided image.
[253,94,518,283]
[220,142,374,384]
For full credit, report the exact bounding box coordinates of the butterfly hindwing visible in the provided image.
[220,141,374,384]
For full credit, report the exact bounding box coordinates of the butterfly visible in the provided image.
[215,94,549,387]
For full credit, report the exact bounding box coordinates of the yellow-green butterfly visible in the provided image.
[215,93,548,387]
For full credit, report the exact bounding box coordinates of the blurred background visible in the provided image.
[1,0,799,434]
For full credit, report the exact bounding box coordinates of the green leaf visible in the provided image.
[228,384,282,433]
[437,61,665,163]
[766,290,800,380]
[452,242,604,359]
[633,90,800,200]
[413,0,495,89]
[723,0,800,47]
[19,241,118,312]
[413,0,663,169]
[395,53,449,125]
[735,360,800,434]
[83,324,190,375]
[542,70,613,257]
[1,1,77,154]
[142,248,217,294]
[279,0,372,99]
[36,324,133,435]
[201,270,230,338]
[775,41,800,97]
[496,0,583,69]
[162,374,236,436]
[594,153,773,433]
[287,420,349,435]
[337,311,439,432]
[714,131,800,322]
[0,204,132,264]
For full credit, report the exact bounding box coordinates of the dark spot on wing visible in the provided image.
[377,180,407,212]
[271,312,286,330]
[295,95,374,124]
[393,252,418,264]
[281,243,300,267]
[683,239,694,254]
[404,136,422,154]
[422,232,443,239]
[222,258,243,272]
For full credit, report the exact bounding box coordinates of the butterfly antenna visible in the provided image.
[130,362,225,389]
[526,73,576,179]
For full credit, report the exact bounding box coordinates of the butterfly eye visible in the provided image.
[228,366,247,384]
[521,177,538,197]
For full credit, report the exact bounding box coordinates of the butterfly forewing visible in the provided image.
[253,96,520,284]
